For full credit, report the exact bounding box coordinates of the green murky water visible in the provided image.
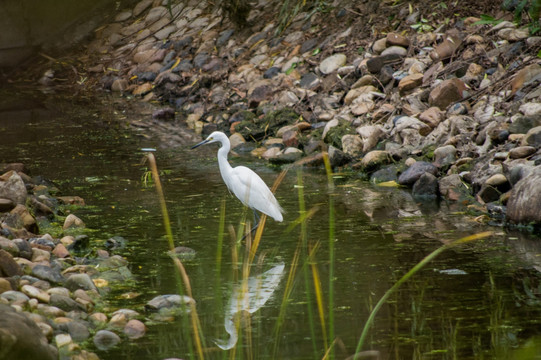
[1,90,541,359]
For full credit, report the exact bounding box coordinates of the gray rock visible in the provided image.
[216,29,234,47]
[65,273,98,292]
[412,172,439,199]
[0,237,19,257]
[341,135,363,158]
[356,125,386,153]
[31,265,65,284]
[0,290,30,304]
[520,102,541,117]
[477,184,501,203]
[193,52,210,68]
[133,0,152,17]
[319,54,346,74]
[0,304,56,360]
[359,150,392,172]
[370,165,399,183]
[93,330,121,351]
[366,54,402,73]
[146,294,195,315]
[398,161,438,186]
[507,167,541,225]
[509,115,541,134]
[521,126,541,147]
[49,294,84,312]
[505,163,534,186]
[381,45,407,57]
[263,67,280,79]
[433,145,457,168]
[299,72,320,90]
[372,37,387,54]
[438,174,470,201]
[0,171,26,205]
[328,146,350,168]
[58,320,91,342]
[300,38,319,53]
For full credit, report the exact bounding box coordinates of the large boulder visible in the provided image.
[0,304,56,360]
[0,171,26,205]
[507,167,541,226]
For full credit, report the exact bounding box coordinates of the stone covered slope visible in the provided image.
[85,0,541,227]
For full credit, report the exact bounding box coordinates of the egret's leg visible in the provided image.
[242,210,260,241]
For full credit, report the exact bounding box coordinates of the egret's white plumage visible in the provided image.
[192,131,283,222]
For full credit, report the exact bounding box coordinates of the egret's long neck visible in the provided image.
[217,140,233,185]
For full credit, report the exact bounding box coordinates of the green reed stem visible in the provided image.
[146,153,205,360]
[297,170,319,358]
[354,231,494,354]
[323,152,335,359]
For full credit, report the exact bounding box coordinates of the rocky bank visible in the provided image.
[1,0,541,358]
[0,164,195,359]
[71,0,540,229]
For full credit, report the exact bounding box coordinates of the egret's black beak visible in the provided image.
[191,138,210,149]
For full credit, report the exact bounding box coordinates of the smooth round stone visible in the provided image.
[381,45,407,57]
[398,161,438,186]
[1,290,29,304]
[93,330,121,351]
[47,287,70,297]
[509,146,536,159]
[123,319,146,339]
[109,313,128,328]
[89,312,108,325]
[65,273,97,292]
[62,320,91,342]
[56,333,72,348]
[36,304,65,318]
[319,54,347,74]
[21,285,50,303]
[112,308,139,319]
[146,294,195,314]
[485,174,508,187]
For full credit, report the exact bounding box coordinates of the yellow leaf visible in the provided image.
[377,180,400,187]
[170,58,181,71]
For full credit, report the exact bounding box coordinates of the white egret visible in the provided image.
[191,131,283,229]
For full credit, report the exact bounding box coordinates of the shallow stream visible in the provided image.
[1,89,541,359]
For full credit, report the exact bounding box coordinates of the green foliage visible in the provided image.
[410,17,434,32]
[473,14,504,25]
[501,0,541,34]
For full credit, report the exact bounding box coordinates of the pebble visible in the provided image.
[93,330,121,351]
[509,146,536,159]
[359,151,392,172]
[319,54,347,74]
[429,78,467,110]
[63,214,85,230]
[381,46,407,57]
[398,161,438,186]
[124,319,146,339]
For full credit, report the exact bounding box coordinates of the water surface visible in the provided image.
[1,89,541,359]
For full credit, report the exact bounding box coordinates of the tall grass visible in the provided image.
[146,150,494,359]
[146,153,205,360]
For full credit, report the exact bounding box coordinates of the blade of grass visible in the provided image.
[273,242,302,357]
[309,241,328,350]
[354,231,495,354]
[297,170,319,358]
[322,152,335,359]
[146,153,205,360]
